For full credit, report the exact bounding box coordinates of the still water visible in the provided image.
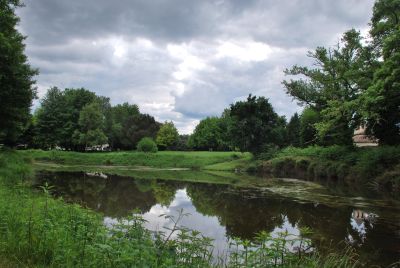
[34,171,400,266]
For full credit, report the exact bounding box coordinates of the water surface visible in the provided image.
[34,171,400,266]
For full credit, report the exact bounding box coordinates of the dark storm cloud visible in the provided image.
[19,0,373,46]
[17,0,375,133]
[18,0,220,44]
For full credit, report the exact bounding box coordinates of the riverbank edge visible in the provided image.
[256,146,400,197]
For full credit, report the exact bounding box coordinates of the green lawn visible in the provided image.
[18,149,252,170]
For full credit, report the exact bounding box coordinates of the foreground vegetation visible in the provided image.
[0,150,365,267]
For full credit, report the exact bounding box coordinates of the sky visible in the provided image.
[17,0,375,134]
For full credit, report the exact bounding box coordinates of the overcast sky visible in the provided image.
[17,0,374,134]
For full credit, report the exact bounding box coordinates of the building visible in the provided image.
[352,126,378,147]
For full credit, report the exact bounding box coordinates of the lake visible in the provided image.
[34,171,400,266]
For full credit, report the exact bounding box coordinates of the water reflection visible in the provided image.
[34,171,400,266]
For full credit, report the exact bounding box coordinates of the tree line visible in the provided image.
[19,87,183,151]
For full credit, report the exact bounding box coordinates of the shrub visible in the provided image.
[103,159,113,165]
[375,166,400,195]
[137,137,158,153]
[258,144,280,160]
[295,158,310,171]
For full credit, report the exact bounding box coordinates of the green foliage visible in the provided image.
[35,87,100,150]
[107,102,140,149]
[283,30,374,146]
[189,116,230,151]
[59,88,99,149]
[229,94,286,155]
[299,107,320,147]
[173,134,190,151]
[286,113,301,147]
[156,121,179,150]
[34,88,160,151]
[73,102,108,149]
[360,0,400,144]
[0,0,38,145]
[283,2,400,146]
[137,137,158,153]
[119,113,160,150]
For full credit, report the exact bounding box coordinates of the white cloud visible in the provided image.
[216,40,277,62]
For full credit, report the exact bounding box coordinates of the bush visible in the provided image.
[137,137,158,153]
[258,144,280,160]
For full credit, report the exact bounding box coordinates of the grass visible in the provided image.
[204,156,254,171]
[18,149,251,170]
[0,149,365,267]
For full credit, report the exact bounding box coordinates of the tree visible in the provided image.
[73,102,107,150]
[300,107,320,147]
[35,87,66,149]
[283,30,377,146]
[189,117,229,151]
[107,103,140,149]
[106,103,161,150]
[61,88,98,149]
[156,121,179,150]
[122,114,160,150]
[173,134,190,151]
[286,113,301,147]
[361,0,400,144]
[228,94,286,155]
[0,0,38,145]
[35,87,103,150]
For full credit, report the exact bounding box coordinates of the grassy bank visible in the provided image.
[258,146,400,196]
[33,161,269,187]
[0,150,363,267]
[18,149,251,170]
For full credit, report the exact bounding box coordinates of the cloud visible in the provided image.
[18,0,375,134]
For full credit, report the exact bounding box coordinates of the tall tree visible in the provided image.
[107,103,140,149]
[0,0,38,145]
[35,87,100,150]
[124,114,160,150]
[299,107,320,147]
[61,88,97,149]
[189,117,229,151]
[361,0,400,144]
[35,87,66,149]
[286,113,301,147]
[73,102,107,150]
[283,30,377,146]
[156,121,179,150]
[229,95,285,154]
